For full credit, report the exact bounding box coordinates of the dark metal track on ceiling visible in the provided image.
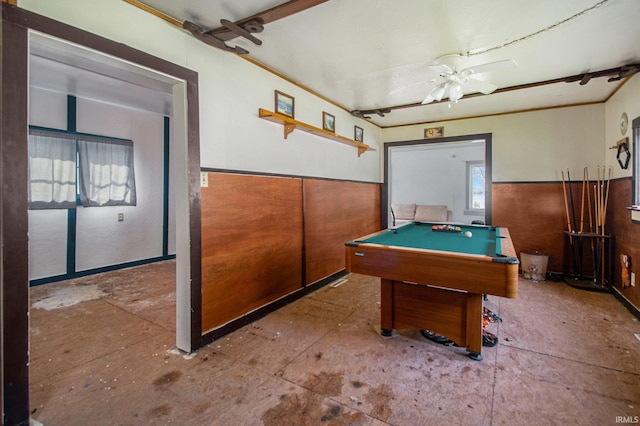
[351,64,640,119]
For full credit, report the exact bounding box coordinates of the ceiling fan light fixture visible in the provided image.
[415,56,516,105]
[449,82,464,102]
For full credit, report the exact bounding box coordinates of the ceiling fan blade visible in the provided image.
[389,79,436,95]
[461,59,517,75]
[421,93,436,104]
[422,83,447,104]
[432,83,449,101]
[463,78,498,94]
[427,64,453,76]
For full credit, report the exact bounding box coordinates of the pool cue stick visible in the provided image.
[598,166,604,281]
[595,165,605,283]
[585,166,596,282]
[561,170,579,276]
[580,167,586,233]
[567,169,577,235]
[602,166,612,230]
[595,166,601,233]
[593,184,600,282]
[561,171,572,234]
[586,167,593,233]
[601,166,612,285]
[576,166,586,276]
[599,169,604,284]
[567,169,582,275]
[600,167,604,231]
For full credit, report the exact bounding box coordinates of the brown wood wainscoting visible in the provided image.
[608,178,640,311]
[494,178,640,315]
[200,171,381,338]
[493,182,569,274]
[304,179,381,284]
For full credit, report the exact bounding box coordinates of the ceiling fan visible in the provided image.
[419,54,517,104]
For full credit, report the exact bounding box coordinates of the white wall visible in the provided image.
[382,104,605,183]
[21,0,382,183]
[28,87,173,279]
[28,88,69,279]
[605,73,640,220]
[75,97,172,271]
[605,74,640,179]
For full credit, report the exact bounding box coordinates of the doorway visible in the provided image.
[382,134,493,228]
[1,7,202,423]
[27,28,192,344]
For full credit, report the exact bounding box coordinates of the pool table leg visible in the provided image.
[466,293,484,361]
[380,279,393,336]
[467,351,483,361]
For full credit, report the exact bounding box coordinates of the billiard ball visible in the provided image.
[464,231,472,238]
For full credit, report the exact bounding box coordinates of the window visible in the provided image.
[28,127,136,209]
[466,161,485,215]
[78,137,137,207]
[28,129,77,209]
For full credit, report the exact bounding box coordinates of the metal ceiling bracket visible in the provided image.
[219,19,263,45]
[183,21,250,55]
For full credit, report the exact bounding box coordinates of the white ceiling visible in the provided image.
[31,0,640,127]
[137,0,640,127]
[29,32,177,116]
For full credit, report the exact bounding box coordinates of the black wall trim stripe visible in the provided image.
[201,270,347,345]
[29,255,176,287]
[493,177,632,185]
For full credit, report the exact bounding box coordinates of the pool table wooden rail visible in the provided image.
[345,227,519,299]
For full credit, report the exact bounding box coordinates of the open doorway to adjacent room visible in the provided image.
[383,134,492,227]
[26,29,194,400]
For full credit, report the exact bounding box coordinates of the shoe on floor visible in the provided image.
[483,307,503,323]
[482,330,498,347]
[420,329,456,346]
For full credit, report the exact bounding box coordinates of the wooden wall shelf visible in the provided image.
[258,108,375,157]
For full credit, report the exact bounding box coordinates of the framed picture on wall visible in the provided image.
[354,125,364,142]
[424,126,444,139]
[275,90,294,118]
[323,112,335,132]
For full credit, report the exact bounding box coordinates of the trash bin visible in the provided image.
[520,250,549,282]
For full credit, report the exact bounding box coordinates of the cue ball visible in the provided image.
[464,231,472,238]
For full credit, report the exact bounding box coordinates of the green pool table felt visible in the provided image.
[357,222,503,257]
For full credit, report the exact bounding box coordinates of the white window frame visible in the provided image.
[465,160,485,216]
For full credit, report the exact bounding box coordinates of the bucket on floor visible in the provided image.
[520,250,549,282]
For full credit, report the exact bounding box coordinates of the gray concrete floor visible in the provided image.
[29,260,640,425]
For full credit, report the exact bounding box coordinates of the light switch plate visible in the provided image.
[200,172,208,188]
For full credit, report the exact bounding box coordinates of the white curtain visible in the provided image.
[78,137,137,207]
[28,129,77,209]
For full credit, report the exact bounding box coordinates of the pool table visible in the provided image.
[345,221,519,360]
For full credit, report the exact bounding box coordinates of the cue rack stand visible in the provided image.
[561,166,613,292]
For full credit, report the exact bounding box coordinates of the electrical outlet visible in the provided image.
[200,172,208,188]
[631,272,636,287]
[118,213,124,222]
